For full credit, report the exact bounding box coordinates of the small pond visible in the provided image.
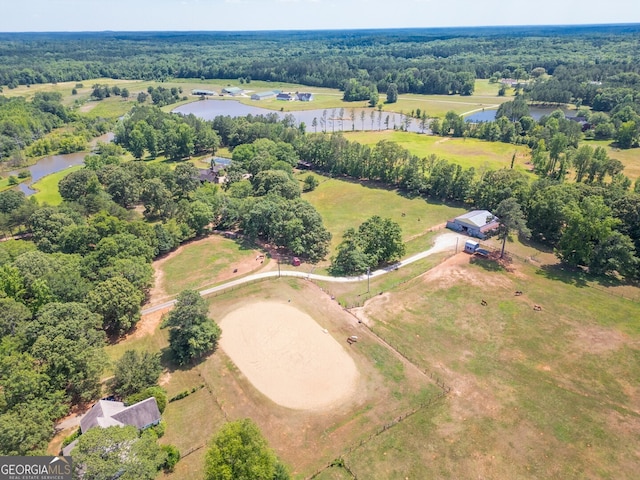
[11,133,114,195]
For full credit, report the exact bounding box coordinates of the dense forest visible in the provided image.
[2,25,640,108]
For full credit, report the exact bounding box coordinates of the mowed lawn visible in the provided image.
[158,236,261,297]
[343,255,640,479]
[345,130,532,173]
[300,173,466,254]
[31,165,82,205]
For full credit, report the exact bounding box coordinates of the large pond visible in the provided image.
[173,99,424,133]
[11,132,114,195]
[465,106,573,123]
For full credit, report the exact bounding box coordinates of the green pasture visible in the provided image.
[159,237,260,296]
[299,172,466,254]
[342,257,640,479]
[344,130,532,173]
[31,165,82,205]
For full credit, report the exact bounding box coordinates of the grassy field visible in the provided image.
[156,235,263,297]
[31,165,82,205]
[583,139,640,181]
[338,253,640,479]
[298,172,466,256]
[100,228,640,479]
[343,130,532,174]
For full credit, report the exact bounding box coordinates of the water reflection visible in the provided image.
[173,100,423,133]
[10,133,114,196]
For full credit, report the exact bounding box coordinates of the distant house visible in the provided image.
[222,86,244,96]
[192,89,216,96]
[296,92,314,102]
[446,210,499,239]
[198,165,227,184]
[276,92,295,101]
[63,397,162,456]
[251,91,277,101]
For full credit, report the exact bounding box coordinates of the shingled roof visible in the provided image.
[80,397,161,433]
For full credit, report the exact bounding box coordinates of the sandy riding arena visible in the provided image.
[219,301,359,410]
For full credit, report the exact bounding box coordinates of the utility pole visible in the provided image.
[278,257,281,278]
[367,267,370,293]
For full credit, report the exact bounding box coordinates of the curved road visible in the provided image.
[141,232,465,315]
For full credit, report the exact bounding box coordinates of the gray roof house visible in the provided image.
[296,92,314,102]
[81,397,161,433]
[276,92,295,101]
[251,91,278,100]
[222,86,244,96]
[446,210,499,239]
[63,397,161,456]
[192,89,216,96]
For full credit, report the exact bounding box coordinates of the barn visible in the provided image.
[446,210,499,239]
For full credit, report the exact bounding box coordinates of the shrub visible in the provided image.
[161,444,180,472]
[126,386,168,413]
[61,428,81,447]
[169,390,190,402]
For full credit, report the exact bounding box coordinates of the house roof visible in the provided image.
[222,87,243,94]
[81,398,161,433]
[252,91,277,98]
[296,93,313,101]
[454,210,498,229]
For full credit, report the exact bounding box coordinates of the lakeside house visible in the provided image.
[191,89,216,96]
[222,86,244,96]
[251,91,278,100]
[296,92,314,102]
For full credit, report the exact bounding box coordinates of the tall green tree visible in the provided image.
[72,426,166,480]
[111,350,162,398]
[204,419,290,480]
[163,290,221,365]
[86,277,143,335]
[386,83,398,103]
[494,198,531,258]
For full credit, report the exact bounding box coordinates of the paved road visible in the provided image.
[141,232,465,315]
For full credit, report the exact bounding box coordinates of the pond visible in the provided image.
[10,132,114,196]
[173,99,424,133]
[465,106,573,123]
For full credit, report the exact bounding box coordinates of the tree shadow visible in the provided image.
[470,256,506,272]
[536,263,588,287]
[159,345,213,373]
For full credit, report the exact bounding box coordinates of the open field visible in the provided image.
[584,139,640,181]
[97,217,640,479]
[31,165,82,205]
[104,278,442,479]
[299,173,466,256]
[344,130,533,173]
[341,253,640,479]
[150,235,264,300]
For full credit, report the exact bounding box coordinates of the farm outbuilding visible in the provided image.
[251,91,278,100]
[191,89,216,96]
[446,210,499,239]
[222,86,244,96]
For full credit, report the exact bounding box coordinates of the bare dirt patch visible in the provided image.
[127,307,171,340]
[218,301,359,410]
[571,325,627,354]
[419,252,512,290]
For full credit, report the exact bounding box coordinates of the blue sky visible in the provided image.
[2,0,639,31]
